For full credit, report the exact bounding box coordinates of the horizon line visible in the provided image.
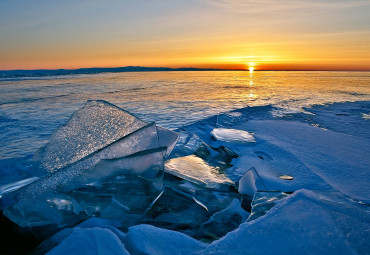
[1,65,370,73]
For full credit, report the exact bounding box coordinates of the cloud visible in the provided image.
[204,0,370,13]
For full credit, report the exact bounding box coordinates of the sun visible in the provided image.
[248,62,255,73]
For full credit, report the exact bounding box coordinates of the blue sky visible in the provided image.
[1,0,369,70]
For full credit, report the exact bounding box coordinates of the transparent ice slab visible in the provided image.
[35,100,148,173]
[165,155,234,190]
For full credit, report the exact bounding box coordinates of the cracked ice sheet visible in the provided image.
[246,120,370,203]
[202,189,370,255]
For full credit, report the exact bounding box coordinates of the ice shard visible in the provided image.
[170,130,216,159]
[157,126,179,158]
[238,167,267,197]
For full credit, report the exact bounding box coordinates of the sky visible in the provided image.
[0,0,370,71]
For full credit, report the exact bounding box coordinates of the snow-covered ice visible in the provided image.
[46,227,130,255]
[202,190,370,255]
[124,224,207,255]
[247,119,370,203]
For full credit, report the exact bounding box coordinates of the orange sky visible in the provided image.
[1,1,370,71]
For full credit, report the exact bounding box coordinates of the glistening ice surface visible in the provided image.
[1,71,370,159]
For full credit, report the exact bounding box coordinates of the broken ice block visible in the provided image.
[170,130,237,170]
[247,191,288,222]
[54,123,162,188]
[165,155,234,190]
[238,167,267,197]
[3,147,166,229]
[81,147,166,215]
[2,101,178,232]
[35,100,149,173]
[211,128,255,143]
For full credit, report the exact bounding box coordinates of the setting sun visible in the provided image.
[249,66,254,73]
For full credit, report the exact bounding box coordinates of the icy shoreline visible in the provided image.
[1,100,369,254]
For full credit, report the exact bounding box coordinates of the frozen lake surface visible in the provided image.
[1,71,370,159]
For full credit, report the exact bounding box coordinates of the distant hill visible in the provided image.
[0,66,223,78]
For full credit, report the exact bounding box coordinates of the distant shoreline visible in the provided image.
[0,66,222,78]
[1,66,369,78]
